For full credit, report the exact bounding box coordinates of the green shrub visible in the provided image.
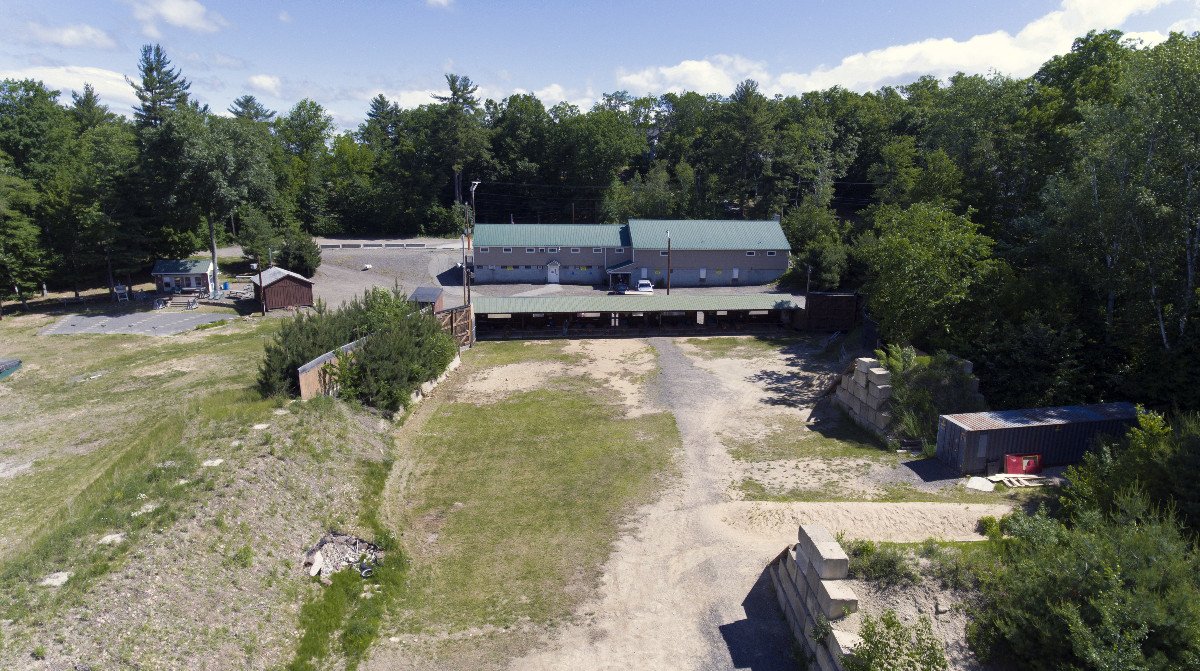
[841,610,948,671]
[976,515,1001,539]
[845,539,919,588]
[277,227,322,277]
[876,344,986,444]
[968,495,1200,671]
[257,287,454,408]
[917,540,975,591]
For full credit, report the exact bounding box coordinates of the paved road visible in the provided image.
[40,311,228,336]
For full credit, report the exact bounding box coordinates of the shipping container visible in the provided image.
[935,402,1137,475]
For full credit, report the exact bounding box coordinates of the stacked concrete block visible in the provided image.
[767,525,862,671]
[831,357,894,437]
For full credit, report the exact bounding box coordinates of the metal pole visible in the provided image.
[461,233,468,306]
[666,230,671,296]
[259,263,266,315]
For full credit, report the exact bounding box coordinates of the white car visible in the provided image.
[633,279,654,294]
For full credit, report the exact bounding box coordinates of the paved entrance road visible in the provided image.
[40,311,227,336]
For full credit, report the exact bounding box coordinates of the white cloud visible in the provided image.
[0,65,138,109]
[617,0,1182,96]
[426,0,453,7]
[247,74,283,97]
[26,23,117,49]
[278,10,292,23]
[128,0,228,38]
[1169,16,1200,32]
[618,54,769,94]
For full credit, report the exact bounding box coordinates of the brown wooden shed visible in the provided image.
[251,267,315,311]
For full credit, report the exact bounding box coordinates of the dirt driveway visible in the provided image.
[511,337,1004,671]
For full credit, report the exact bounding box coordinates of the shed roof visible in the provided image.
[942,402,1137,432]
[473,293,803,314]
[627,219,789,250]
[474,223,627,248]
[250,266,313,287]
[409,286,444,303]
[152,259,213,275]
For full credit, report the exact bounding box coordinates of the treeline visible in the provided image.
[2,31,1199,409]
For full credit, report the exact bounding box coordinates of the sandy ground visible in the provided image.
[509,337,1007,671]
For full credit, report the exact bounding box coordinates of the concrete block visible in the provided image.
[818,580,859,619]
[867,367,891,386]
[828,629,863,657]
[869,384,892,401]
[815,644,841,671]
[797,525,849,579]
[864,394,885,411]
[853,369,867,386]
[854,357,875,373]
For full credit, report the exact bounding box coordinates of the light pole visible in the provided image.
[666,229,672,295]
[467,180,481,306]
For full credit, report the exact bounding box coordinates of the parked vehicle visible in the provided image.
[634,279,655,294]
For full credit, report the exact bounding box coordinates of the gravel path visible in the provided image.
[511,338,797,671]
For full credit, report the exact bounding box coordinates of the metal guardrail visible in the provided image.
[317,242,429,250]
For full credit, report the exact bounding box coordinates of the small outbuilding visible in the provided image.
[250,267,315,311]
[409,286,445,312]
[152,259,215,294]
[935,402,1138,475]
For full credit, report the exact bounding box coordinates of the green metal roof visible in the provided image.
[152,259,213,275]
[474,223,626,248]
[627,219,789,250]
[473,293,803,314]
[606,260,635,272]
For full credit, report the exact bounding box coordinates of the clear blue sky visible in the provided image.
[2,0,1197,128]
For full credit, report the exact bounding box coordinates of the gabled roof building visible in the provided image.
[472,219,789,287]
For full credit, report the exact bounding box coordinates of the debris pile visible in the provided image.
[302,532,383,580]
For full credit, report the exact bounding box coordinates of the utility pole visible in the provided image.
[806,264,812,296]
[253,261,266,315]
[469,181,480,306]
[666,230,672,295]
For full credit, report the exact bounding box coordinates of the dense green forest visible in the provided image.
[1,31,1199,410]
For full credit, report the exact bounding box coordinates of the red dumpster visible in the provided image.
[1005,453,1042,474]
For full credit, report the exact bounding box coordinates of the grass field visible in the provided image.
[385,340,680,645]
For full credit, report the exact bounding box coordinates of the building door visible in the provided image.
[641,267,648,279]
[547,261,560,284]
[732,267,739,284]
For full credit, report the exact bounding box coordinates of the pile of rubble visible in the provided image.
[302,532,383,580]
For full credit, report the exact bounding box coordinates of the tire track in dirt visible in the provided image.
[510,337,797,671]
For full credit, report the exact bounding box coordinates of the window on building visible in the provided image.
[570,248,580,253]
[593,248,603,253]
[615,247,625,253]
[526,248,535,253]
[767,250,777,256]
[548,247,559,253]
[502,247,513,253]
[746,251,756,256]
[479,247,490,253]
[538,247,546,253]
[659,251,669,256]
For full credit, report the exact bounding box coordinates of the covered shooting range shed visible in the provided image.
[935,402,1138,475]
[251,267,315,311]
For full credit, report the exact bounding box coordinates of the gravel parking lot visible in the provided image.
[40,311,229,336]
[310,237,799,308]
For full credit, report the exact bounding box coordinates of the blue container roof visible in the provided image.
[942,402,1137,432]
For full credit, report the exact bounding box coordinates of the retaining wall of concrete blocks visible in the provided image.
[832,356,894,437]
[767,524,862,671]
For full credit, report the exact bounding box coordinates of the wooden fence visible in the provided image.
[436,304,474,347]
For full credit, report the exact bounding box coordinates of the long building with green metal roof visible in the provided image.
[472,219,789,287]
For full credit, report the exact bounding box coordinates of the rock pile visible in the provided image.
[302,532,383,580]
[767,524,862,671]
[833,357,893,437]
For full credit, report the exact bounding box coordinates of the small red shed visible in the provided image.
[409,286,445,312]
[251,267,315,311]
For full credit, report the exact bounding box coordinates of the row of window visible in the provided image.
[483,265,595,271]
[479,247,775,256]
